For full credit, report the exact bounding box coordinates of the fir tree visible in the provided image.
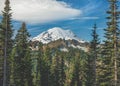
[64,52,74,86]
[85,54,94,86]
[32,42,43,86]
[86,24,100,86]
[51,51,66,86]
[0,0,13,85]
[100,0,120,85]
[36,42,44,86]
[70,50,83,86]
[0,23,4,86]
[70,57,82,86]
[37,45,51,86]
[9,47,16,86]
[13,22,33,86]
[59,52,66,86]
[90,24,100,86]
[51,50,61,86]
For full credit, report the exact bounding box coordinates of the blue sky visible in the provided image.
[0,0,120,42]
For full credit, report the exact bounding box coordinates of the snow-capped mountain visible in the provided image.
[32,27,85,44]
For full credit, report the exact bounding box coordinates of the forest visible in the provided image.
[0,0,120,86]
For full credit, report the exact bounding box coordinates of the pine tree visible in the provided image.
[0,0,13,85]
[32,42,43,86]
[51,50,61,86]
[36,42,44,86]
[51,51,66,86]
[0,24,4,86]
[85,54,94,86]
[9,47,16,86]
[86,24,100,86]
[13,22,33,86]
[70,57,82,86]
[59,52,66,86]
[64,51,74,86]
[0,23,4,86]
[100,0,120,85]
[70,50,83,86]
[37,45,51,86]
[91,24,100,85]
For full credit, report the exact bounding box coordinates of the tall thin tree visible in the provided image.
[85,24,100,86]
[101,0,120,85]
[13,22,33,86]
[90,24,99,86]
[0,0,13,86]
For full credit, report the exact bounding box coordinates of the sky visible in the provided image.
[0,0,120,42]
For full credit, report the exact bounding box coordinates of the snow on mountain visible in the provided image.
[32,27,85,44]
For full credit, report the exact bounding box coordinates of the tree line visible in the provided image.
[0,0,120,86]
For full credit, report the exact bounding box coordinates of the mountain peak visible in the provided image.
[32,27,85,44]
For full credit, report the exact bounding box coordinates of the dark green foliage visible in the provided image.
[85,24,100,86]
[50,50,66,86]
[0,23,4,85]
[90,24,100,52]
[13,22,33,86]
[1,0,120,86]
[1,0,13,53]
[65,48,87,86]
[33,45,87,86]
[0,0,13,85]
[37,45,51,86]
[35,42,43,86]
[98,0,120,86]
[59,53,66,86]
[70,53,82,86]
[51,51,61,86]
[85,54,94,86]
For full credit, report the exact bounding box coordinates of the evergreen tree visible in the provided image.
[85,54,94,86]
[64,51,74,86]
[65,62,73,86]
[86,24,100,86]
[51,50,61,86]
[70,57,82,86]
[0,0,13,85]
[90,24,100,86]
[70,50,83,86]
[59,52,66,86]
[64,48,87,86]
[13,22,33,86]
[9,47,16,86]
[36,42,44,86]
[99,0,120,85]
[37,45,51,86]
[32,43,43,86]
[51,51,66,86]
[0,23,4,86]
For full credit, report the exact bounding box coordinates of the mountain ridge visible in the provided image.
[32,27,85,44]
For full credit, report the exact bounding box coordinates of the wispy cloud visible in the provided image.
[69,17,99,20]
[66,0,103,23]
[0,0,81,24]
[81,0,103,16]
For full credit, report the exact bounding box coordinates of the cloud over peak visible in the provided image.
[0,0,81,24]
